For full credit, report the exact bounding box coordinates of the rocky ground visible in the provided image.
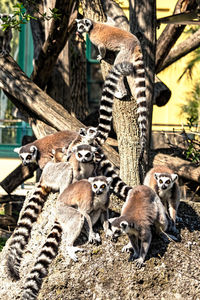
[0,190,200,300]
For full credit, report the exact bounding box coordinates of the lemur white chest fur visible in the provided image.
[76,18,147,152]
[143,165,180,233]
[14,127,97,169]
[6,144,98,281]
[109,185,168,268]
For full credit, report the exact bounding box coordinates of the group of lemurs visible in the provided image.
[6,18,180,300]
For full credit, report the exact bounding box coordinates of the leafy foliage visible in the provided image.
[180,82,200,128]
[0,2,61,32]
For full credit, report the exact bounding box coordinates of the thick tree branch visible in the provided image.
[31,0,76,89]
[0,54,119,166]
[156,0,197,73]
[157,28,200,73]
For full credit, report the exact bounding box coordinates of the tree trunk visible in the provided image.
[129,0,156,174]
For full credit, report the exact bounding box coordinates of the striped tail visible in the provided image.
[21,221,62,300]
[6,184,50,280]
[96,62,134,145]
[97,149,132,200]
[134,52,147,158]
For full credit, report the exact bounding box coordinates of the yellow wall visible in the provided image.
[154,0,198,129]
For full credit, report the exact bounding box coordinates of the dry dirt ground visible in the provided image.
[0,191,200,300]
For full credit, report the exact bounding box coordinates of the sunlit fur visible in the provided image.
[110,185,168,268]
[143,165,180,233]
[76,18,147,154]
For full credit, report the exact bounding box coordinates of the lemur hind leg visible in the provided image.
[114,51,130,99]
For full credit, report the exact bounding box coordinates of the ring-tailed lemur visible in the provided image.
[76,18,147,151]
[109,185,168,268]
[143,165,180,233]
[14,127,97,169]
[6,144,98,280]
[21,176,112,300]
[58,176,112,243]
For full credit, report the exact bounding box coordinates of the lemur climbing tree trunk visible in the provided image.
[81,0,142,186]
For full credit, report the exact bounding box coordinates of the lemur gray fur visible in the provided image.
[76,18,147,151]
[6,144,98,280]
[109,185,168,268]
[14,127,97,169]
[21,176,112,300]
[143,165,180,233]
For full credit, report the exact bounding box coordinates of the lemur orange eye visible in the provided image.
[85,153,91,157]
[101,184,106,189]
[166,180,170,184]
[93,184,97,189]
[26,155,32,160]
[159,179,163,184]
[78,153,82,158]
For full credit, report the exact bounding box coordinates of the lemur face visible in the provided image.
[109,219,122,241]
[154,173,178,191]
[89,176,112,195]
[76,18,93,35]
[14,145,38,165]
[79,127,98,143]
[74,144,97,163]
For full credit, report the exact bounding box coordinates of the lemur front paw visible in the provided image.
[66,246,84,262]
[122,243,133,253]
[89,232,101,244]
[97,55,103,62]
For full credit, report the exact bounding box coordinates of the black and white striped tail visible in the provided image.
[6,184,50,280]
[97,149,132,200]
[134,54,147,158]
[21,221,62,300]
[96,62,134,145]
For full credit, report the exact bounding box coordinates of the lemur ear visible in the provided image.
[79,127,87,136]
[14,147,21,153]
[30,145,37,153]
[71,146,77,153]
[88,177,94,183]
[91,146,97,152]
[171,174,178,182]
[107,177,113,185]
[154,173,160,180]
[62,147,66,153]
[120,221,128,229]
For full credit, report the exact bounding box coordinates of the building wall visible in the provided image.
[154,0,198,129]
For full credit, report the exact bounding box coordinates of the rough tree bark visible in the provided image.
[129,0,156,173]
[0,54,119,167]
